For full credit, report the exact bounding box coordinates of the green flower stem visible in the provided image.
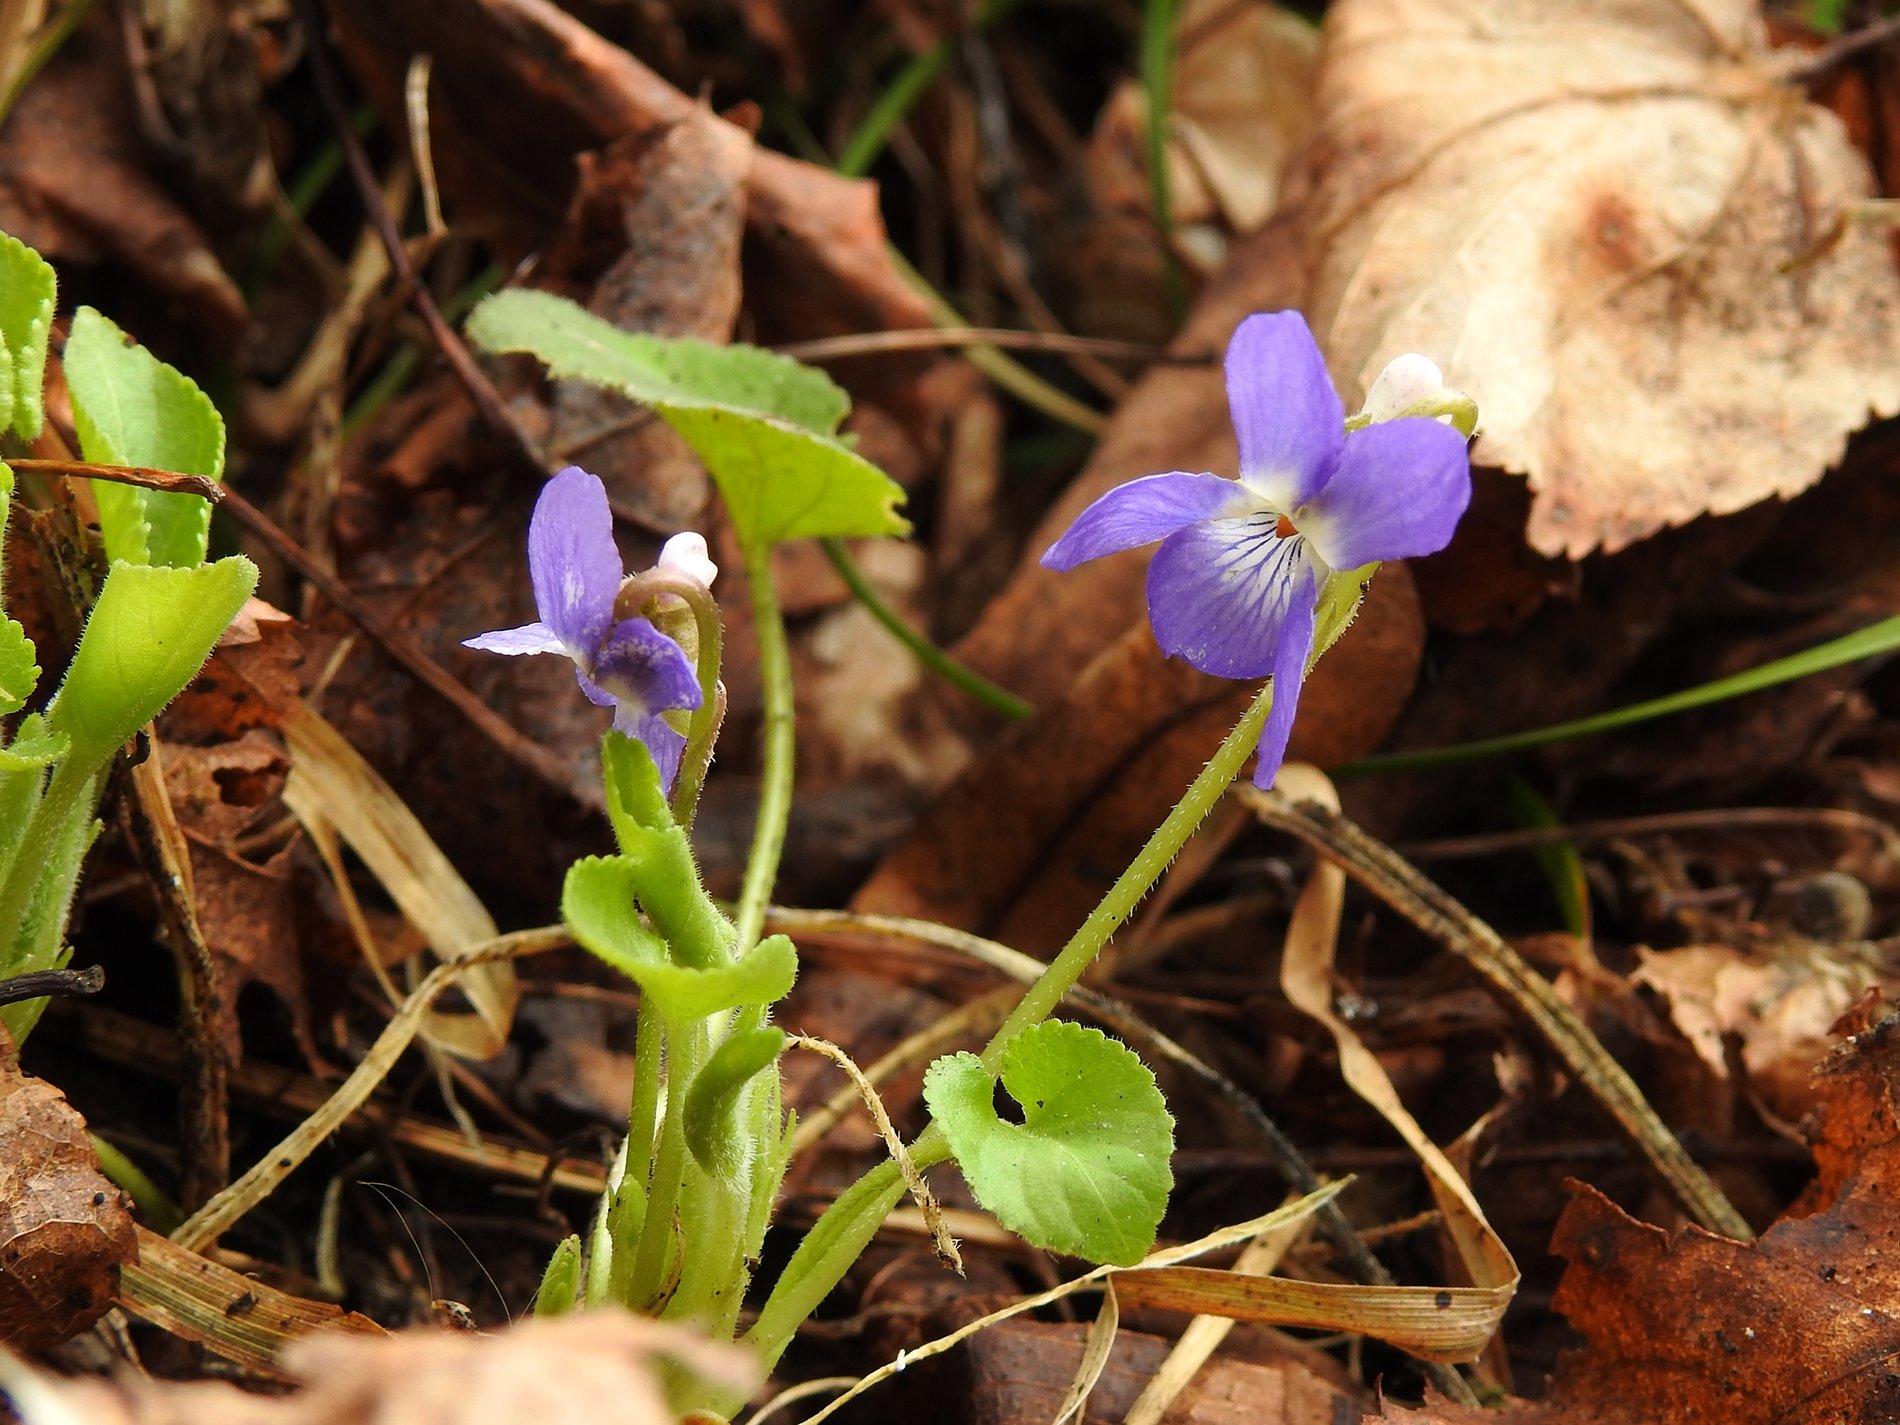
[734,537,794,952]
[818,538,1031,720]
[624,1003,665,1195]
[624,1016,706,1309]
[977,678,1275,1070]
[749,679,1278,1369]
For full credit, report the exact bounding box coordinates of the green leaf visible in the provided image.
[466,290,909,546]
[924,1021,1174,1266]
[599,733,736,968]
[563,855,797,1019]
[63,307,225,568]
[42,557,259,770]
[685,1027,787,1177]
[534,1235,583,1317]
[0,231,56,440]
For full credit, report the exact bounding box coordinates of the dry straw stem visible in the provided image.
[787,1034,961,1273]
[170,927,565,1252]
[1119,1215,1306,1425]
[282,699,520,1059]
[793,1187,1349,1425]
[1242,776,1752,1240]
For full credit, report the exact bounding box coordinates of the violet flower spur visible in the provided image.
[1041,311,1472,790]
[463,465,703,790]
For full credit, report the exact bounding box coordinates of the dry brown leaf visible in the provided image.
[1383,1012,1900,1424]
[3,1309,751,1425]
[1300,0,1900,557]
[0,23,247,348]
[1635,942,1890,1123]
[0,1047,137,1352]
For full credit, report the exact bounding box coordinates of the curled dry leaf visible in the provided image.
[0,1048,137,1352]
[1301,0,1900,557]
[1384,1012,1900,1424]
[1,1309,752,1425]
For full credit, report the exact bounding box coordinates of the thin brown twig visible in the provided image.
[776,327,1211,366]
[6,458,223,502]
[297,0,540,471]
[0,964,103,1008]
[1788,13,1900,83]
[213,484,580,800]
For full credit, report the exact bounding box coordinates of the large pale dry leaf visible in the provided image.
[1302,0,1900,557]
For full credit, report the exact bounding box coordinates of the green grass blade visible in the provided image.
[1344,615,1900,777]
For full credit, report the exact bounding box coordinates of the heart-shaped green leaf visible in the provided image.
[466,290,909,547]
[924,1021,1174,1266]
[0,231,55,439]
[563,855,796,1019]
[64,306,225,568]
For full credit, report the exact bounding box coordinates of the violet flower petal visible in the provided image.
[1226,313,1343,511]
[1041,471,1248,571]
[529,466,625,657]
[592,618,704,715]
[1250,574,1318,790]
[616,706,688,793]
[1145,513,1316,680]
[1298,417,1473,570]
[462,621,566,657]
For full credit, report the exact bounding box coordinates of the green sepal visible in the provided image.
[563,855,796,1020]
[534,1234,583,1317]
[42,556,259,772]
[0,231,56,439]
[685,1027,788,1178]
[467,290,909,547]
[64,306,225,568]
[603,1175,649,1304]
[923,1021,1175,1266]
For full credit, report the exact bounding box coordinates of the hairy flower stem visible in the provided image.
[748,679,1280,1370]
[977,679,1276,1069]
[734,538,794,951]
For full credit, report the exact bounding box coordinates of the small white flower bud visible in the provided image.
[658,531,718,589]
[1359,353,1446,423]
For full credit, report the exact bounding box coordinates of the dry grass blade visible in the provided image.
[170,929,565,1251]
[796,1186,1348,1425]
[118,1224,385,1379]
[1120,1215,1305,1425]
[1242,778,1752,1240]
[1109,1271,1501,1362]
[1053,1279,1119,1425]
[282,698,519,1059]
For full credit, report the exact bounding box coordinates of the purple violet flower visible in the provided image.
[465,465,703,789]
[1041,312,1471,791]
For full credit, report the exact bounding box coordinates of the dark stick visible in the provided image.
[8,459,224,502]
[0,965,105,1008]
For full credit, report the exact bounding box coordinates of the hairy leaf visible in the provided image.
[563,856,796,1018]
[43,558,259,771]
[467,290,908,546]
[0,232,55,439]
[685,1027,788,1177]
[64,307,225,568]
